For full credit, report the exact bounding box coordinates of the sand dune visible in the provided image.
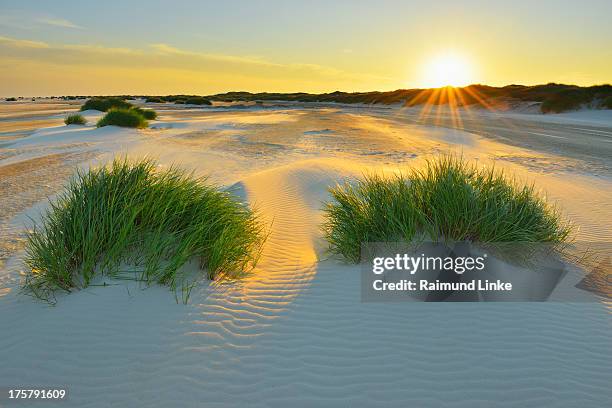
[0,101,610,407]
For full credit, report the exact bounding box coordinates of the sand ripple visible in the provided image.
[0,159,610,407]
[0,103,611,407]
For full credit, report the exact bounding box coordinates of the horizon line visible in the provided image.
[4,82,612,98]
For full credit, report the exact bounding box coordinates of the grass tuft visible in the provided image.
[23,158,265,303]
[323,155,571,262]
[185,96,212,105]
[64,113,87,125]
[145,96,165,103]
[81,97,132,112]
[129,106,158,120]
[97,108,149,128]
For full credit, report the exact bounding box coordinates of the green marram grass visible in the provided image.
[145,96,165,103]
[323,155,571,262]
[185,96,212,105]
[80,97,158,124]
[130,106,158,120]
[97,108,149,128]
[24,159,265,302]
[80,97,132,112]
[64,113,87,125]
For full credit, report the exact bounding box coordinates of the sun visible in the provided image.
[421,52,474,88]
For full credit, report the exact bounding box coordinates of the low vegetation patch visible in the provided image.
[24,159,265,302]
[204,84,612,112]
[60,86,612,113]
[154,95,211,104]
[185,96,212,105]
[540,90,586,113]
[145,96,165,103]
[5,97,17,102]
[96,108,149,128]
[81,97,132,112]
[64,113,87,125]
[130,106,158,120]
[323,156,571,262]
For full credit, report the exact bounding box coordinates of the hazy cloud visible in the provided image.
[0,35,49,48]
[0,11,83,30]
[0,35,395,95]
[0,35,388,82]
[35,17,83,30]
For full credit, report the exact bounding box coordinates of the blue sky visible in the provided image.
[1,0,611,95]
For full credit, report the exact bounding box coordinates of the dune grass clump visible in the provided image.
[81,97,132,112]
[323,156,571,262]
[24,159,265,302]
[6,97,17,102]
[185,96,212,105]
[96,108,148,128]
[540,92,585,113]
[64,113,87,125]
[145,96,165,103]
[129,106,158,120]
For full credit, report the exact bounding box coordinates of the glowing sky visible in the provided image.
[1,0,611,96]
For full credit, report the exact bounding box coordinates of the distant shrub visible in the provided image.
[145,96,165,103]
[130,106,158,120]
[174,100,186,104]
[97,108,148,128]
[185,96,212,105]
[64,114,87,125]
[541,92,585,113]
[602,96,612,109]
[81,97,132,112]
[6,97,17,102]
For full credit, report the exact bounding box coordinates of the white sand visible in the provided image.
[485,108,612,126]
[0,102,610,407]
